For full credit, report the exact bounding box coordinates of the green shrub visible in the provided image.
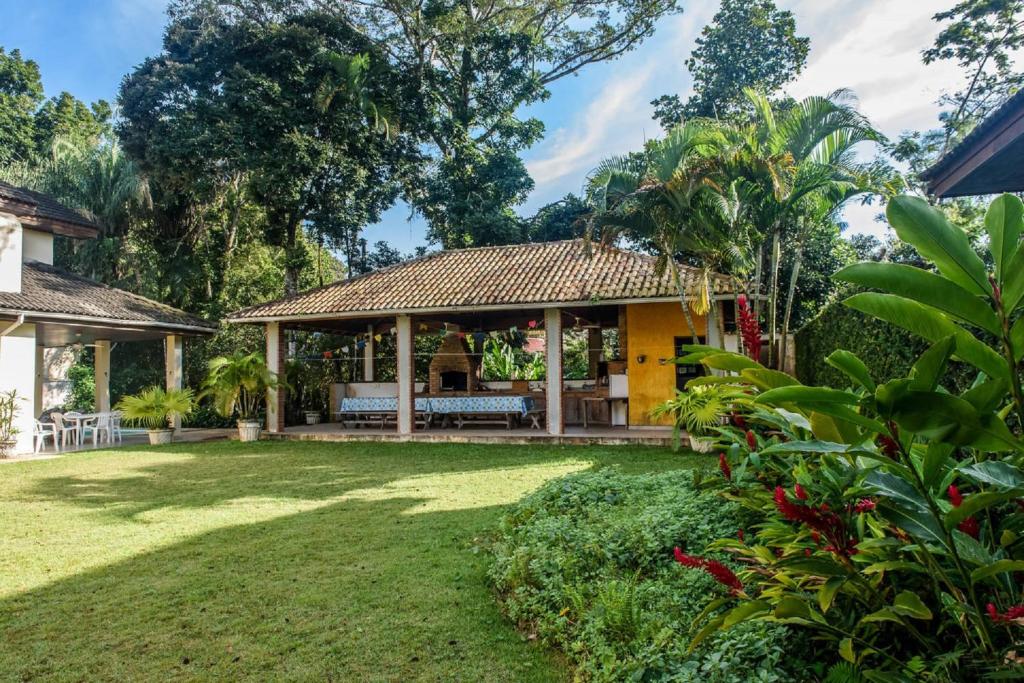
[489,469,798,682]
[795,302,975,391]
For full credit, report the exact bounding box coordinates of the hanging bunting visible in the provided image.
[472,331,487,347]
[356,339,366,350]
[340,346,350,354]
[323,350,333,359]
[374,334,383,342]
[390,326,397,335]
[418,323,429,332]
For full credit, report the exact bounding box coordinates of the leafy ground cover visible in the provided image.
[490,469,797,682]
[0,440,695,681]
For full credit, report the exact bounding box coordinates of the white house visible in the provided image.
[0,181,216,453]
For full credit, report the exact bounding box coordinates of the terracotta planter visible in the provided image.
[688,435,715,453]
[237,420,262,442]
[304,411,321,425]
[147,429,174,445]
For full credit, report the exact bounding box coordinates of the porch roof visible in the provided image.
[0,260,216,337]
[921,90,1024,197]
[227,239,734,323]
[0,180,100,238]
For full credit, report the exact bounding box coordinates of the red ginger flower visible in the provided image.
[958,517,981,539]
[853,498,876,513]
[673,547,743,595]
[737,529,745,543]
[718,453,731,480]
[877,435,900,458]
[948,484,964,507]
[794,483,808,500]
[736,294,762,362]
[987,603,1024,624]
[774,487,858,558]
[745,430,757,451]
[731,412,746,429]
[948,485,980,537]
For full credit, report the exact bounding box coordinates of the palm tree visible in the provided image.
[586,122,735,343]
[737,89,889,367]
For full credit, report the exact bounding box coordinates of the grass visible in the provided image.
[0,440,704,681]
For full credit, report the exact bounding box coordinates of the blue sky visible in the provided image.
[1,1,966,252]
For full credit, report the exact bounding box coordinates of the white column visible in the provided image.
[165,334,183,430]
[364,323,375,382]
[34,345,44,415]
[0,214,23,293]
[545,308,564,435]
[94,339,111,413]
[396,315,414,436]
[266,322,283,432]
[0,323,37,453]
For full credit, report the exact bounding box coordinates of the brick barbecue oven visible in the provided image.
[429,333,479,394]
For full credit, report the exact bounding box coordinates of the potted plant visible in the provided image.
[116,386,195,445]
[201,351,281,442]
[651,384,738,453]
[0,389,21,457]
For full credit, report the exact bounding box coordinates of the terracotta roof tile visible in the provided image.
[0,181,100,234]
[0,261,215,333]
[228,240,734,321]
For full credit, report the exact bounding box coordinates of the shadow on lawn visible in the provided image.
[1,441,696,681]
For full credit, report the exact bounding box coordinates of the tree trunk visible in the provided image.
[779,244,803,376]
[666,250,700,345]
[767,231,781,368]
[752,242,764,320]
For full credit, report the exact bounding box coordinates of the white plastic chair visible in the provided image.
[90,413,113,445]
[50,412,80,448]
[110,411,124,443]
[34,420,58,453]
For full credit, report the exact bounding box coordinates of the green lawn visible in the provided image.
[0,440,702,681]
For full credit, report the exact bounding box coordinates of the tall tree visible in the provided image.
[924,0,1024,151]
[0,47,44,163]
[321,0,682,247]
[527,194,590,242]
[33,93,112,153]
[651,0,808,128]
[118,2,416,295]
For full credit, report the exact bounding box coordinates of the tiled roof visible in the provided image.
[0,180,99,235]
[228,240,734,321]
[921,89,1024,183]
[0,261,215,333]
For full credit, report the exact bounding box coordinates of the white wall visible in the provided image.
[0,213,23,293]
[0,323,39,453]
[22,229,53,265]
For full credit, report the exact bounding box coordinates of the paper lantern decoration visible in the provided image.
[527,319,537,329]
[356,340,366,350]
[374,334,383,342]
[323,350,333,359]
[418,323,429,331]
[390,327,397,335]
[472,331,486,346]
[340,346,350,354]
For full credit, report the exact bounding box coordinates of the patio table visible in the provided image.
[334,398,432,429]
[65,412,115,445]
[427,396,534,429]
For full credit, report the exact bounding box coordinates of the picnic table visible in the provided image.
[428,396,535,430]
[334,397,432,429]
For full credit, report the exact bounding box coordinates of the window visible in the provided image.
[674,336,706,391]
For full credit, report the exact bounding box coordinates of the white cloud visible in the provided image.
[525,64,656,189]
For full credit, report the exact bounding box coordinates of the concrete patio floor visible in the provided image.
[272,421,677,446]
[3,428,234,462]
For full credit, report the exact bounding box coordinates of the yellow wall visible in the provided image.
[626,302,707,426]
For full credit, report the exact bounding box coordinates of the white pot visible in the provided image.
[148,429,174,445]
[0,440,15,458]
[238,420,262,442]
[688,435,715,453]
[305,412,321,425]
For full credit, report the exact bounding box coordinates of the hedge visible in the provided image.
[795,300,976,391]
